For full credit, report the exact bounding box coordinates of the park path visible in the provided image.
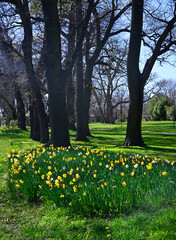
[142,131,176,135]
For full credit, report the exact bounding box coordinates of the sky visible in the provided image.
[153,61,176,82]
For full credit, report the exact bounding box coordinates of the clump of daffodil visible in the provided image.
[6,145,175,216]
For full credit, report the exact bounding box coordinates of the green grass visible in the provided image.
[90,121,176,133]
[0,122,176,239]
[73,121,176,161]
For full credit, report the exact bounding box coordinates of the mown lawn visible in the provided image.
[82,121,176,161]
[90,120,176,133]
[0,121,176,240]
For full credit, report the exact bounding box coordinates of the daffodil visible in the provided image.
[134,163,138,168]
[161,171,167,176]
[57,176,63,181]
[55,180,60,188]
[76,173,80,179]
[47,171,52,176]
[122,181,127,187]
[146,164,152,170]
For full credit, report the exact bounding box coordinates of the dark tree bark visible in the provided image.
[66,72,76,131]
[124,78,145,146]
[41,0,71,147]
[29,96,34,139]
[14,83,27,130]
[66,9,76,131]
[75,0,88,141]
[84,63,93,136]
[29,96,40,141]
[124,0,145,146]
[12,0,49,143]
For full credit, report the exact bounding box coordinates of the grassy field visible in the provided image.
[90,120,176,133]
[0,121,176,240]
[84,121,176,161]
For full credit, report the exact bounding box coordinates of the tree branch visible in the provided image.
[142,15,176,83]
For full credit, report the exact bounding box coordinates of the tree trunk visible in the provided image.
[105,105,115,124]
[41,0,70,147]
[123,0,145,146]
[22,42,49,143]
[14,83,27,130]
[105,93,115,124]
[29,96,34,139]
[66,72,76,131]
[29,98,40,141]
[84,65,93,136]
[16,0,49,143]
[124,79,145,146]
[75,0,88,141]
[66,4,76,131]
[92,87,106,123]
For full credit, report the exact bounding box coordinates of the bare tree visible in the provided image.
[92,40,128,123]
[124,0,176,146]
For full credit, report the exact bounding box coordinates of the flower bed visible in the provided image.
[6,145,176,216]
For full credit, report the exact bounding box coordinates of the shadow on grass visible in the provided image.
[0,132,30,139]
[144,145,176,154]
[129,144,176,154]
[143,134,176,147]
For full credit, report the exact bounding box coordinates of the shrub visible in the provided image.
[166,105,176,121]
[6,145,176,216]
[153,97,167,120]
